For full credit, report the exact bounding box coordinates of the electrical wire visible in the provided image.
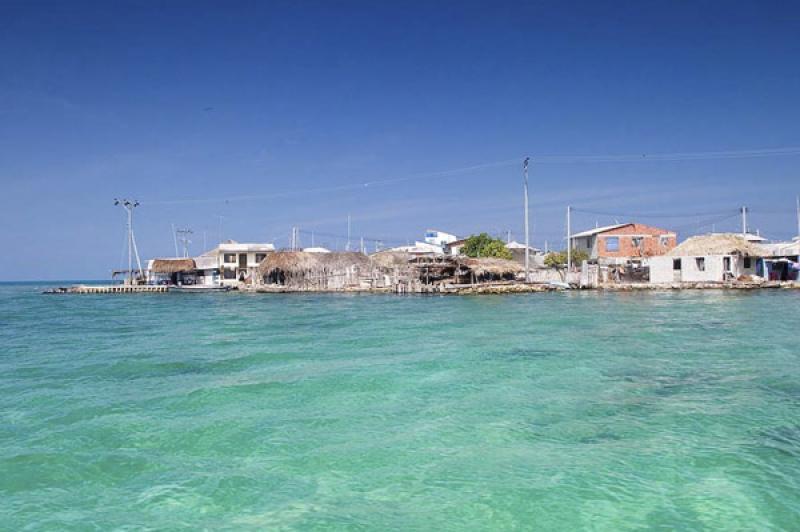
[143,146,800,206]
[533,146,800,163]
[571,207,740,219]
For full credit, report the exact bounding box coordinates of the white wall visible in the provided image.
[648,256,675,284]
[572,235,597,259]
[649,255,743,283]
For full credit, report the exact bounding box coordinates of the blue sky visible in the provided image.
[1,1,799,280]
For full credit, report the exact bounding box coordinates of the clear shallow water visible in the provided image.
[1,283,799,530]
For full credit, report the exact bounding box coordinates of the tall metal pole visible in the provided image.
[176,228,193,257]
[115,198,141,284]
[523,157,530,283]
[171,223,179,256]
[566,205,572,272]
[796,196,799,238]
[218,215,225,244]
[127,207,133,284]
[346,214,351,252]
[741,206,747,235]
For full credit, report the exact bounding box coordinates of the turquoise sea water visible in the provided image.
[1,283,799,530]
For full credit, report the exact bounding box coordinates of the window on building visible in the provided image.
[695,257,705,271]
[223,253,236,263]
[744,257,752,268]
[585,237,592,248]
[606,237,619,252]
[673,259,682,270]
[255,253,267,263]
[660,235,670,247]
[632,237,643,248]
[223,268,236,279]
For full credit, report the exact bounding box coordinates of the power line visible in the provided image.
[296,229,407,247]
[571,207,740,219]
[143,145,800,206]
[147,158,519,206]
[533,146,800,163]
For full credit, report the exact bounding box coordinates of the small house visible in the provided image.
[754,238,800,281]
[648,234,762,284]
[505,241,544,266]
[571,223,677,263]
[424,229,458,247]
[259,251,369,290]
[217,241,276,285]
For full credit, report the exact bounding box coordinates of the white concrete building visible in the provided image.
[390,241,444,256]
[647,234,760,284]
[648,254,757,283]
[424,230,457,247]
[217,241,276,285]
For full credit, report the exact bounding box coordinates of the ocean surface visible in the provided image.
[1,283,799,530]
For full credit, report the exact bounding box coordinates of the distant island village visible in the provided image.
[49,198,800,295]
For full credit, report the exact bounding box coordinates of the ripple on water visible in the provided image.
[1,286,800,529]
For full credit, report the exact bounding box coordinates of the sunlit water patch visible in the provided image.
[1,284,799,529]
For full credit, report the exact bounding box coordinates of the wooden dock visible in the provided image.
[44,285,169,294]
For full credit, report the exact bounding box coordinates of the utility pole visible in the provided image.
[523,157,530,283]
[176,228,193,258]
[171,223,179,256]
[566,205,572,272]
[217,215,226,244]
[346,214,351,252]
[360,236,365,254]
[796,196,800,238]
[114,198,143,285]
[741,206,748,235]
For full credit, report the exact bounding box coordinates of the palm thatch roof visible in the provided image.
[150,258,196,273]
[258,251,369,275]
[458,257,524,277]
[668,234,763,257]
[369,251,411,269]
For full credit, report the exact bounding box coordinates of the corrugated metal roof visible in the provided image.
[570,224,629,238]
[218,242,276,252]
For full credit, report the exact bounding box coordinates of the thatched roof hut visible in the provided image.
[369,251,412,269]
[150,258,196,273]
[259,251,368,274]
[668,234,763,257]
[458,257,524,278]
[259,251,370,289]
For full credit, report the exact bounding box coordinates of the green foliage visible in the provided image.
[544,249,590,268]
[462,233,513,260]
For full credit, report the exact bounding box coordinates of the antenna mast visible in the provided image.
[346,214,351,252]
[566,205,572,272]
[523,157,530,283]
[176,228,193,258]
[114,198,143,285]
[171,223,179,256]
[796,196,800,239]
[741,206,748,235]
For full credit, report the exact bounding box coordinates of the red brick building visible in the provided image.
[571,223,677,261]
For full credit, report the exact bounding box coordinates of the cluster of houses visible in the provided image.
[143,222,800,292]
